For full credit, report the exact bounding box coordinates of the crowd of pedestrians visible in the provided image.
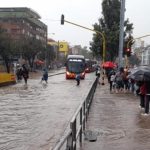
[107,67,130,93]
[106,66,150,116]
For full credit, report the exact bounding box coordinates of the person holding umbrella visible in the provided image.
[144,81,150,115]
[129,66,150,115]
[139,81,146,109]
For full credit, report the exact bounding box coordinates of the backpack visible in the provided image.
[115,72,123,82]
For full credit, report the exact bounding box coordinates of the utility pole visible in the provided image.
[118,0,125,68]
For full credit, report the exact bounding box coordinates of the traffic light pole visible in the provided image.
[127,34,150,48]
[118,0,125,68]
[61,16,106,63]
[125,34,150,67]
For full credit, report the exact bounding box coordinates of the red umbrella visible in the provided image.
[35,60,44,65]
[102,61,116,68]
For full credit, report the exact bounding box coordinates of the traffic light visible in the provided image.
[126,48,131,57]
[61,14,64,25]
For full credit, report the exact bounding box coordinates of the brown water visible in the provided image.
[0,73,95,150]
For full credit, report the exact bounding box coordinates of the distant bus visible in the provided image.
[85,59,97,73]
[65,55,86,79]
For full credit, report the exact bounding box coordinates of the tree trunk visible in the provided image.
[4,59,10,73]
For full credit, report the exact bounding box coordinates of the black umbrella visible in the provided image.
[129,66,150,81]
[130,66,150,73]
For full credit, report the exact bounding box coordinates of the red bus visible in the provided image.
[85,59,97,73]
[65,55,86,79]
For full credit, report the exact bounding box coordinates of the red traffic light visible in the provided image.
[126,48,131,57]
[126,48,131,52]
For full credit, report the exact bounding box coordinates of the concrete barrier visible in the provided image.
[0,73,16,87]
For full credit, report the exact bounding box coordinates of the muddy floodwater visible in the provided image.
[0,73,95,150]
[2,71,150,150]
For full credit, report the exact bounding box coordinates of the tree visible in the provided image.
[78,46,93,59]
[46,44,56,67]
[19,36,45,71]
[0,28,15,73]
[90,0,133,62]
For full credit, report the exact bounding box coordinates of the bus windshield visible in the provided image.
[67,59,85,74]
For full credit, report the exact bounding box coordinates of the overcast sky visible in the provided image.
[1,0,150,48]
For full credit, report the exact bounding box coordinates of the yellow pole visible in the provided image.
[64,20,106,63]
[127,39,133,49]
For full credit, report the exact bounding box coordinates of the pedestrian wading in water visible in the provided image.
[21,64,29,84]
[41,69,48,83]
[75,73,80,86]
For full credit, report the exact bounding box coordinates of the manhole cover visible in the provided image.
[84,130,97,142]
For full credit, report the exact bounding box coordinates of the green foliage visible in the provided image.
[18,36,46,70]
[79,46,93,59]
[90,0,134,62]
[0,28,15,73]
[0,27,46,72]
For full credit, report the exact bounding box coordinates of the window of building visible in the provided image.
[22,29,25,34]
[11,28,20,34]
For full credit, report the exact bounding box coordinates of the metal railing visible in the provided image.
[52,77,98,150]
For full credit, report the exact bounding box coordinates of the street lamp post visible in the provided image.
[60,15,106,63]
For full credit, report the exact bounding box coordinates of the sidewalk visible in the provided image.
[29,68,65,79]
[0,68,65,87]
[79,82,150,150]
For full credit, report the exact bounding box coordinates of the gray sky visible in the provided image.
[1,0,150,48]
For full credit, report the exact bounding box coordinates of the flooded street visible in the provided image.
[0,72,95,150]
[79,82,150,150]
[2,72,150,150]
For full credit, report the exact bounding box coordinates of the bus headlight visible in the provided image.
[66,71,70,75]
[81,72,85,76]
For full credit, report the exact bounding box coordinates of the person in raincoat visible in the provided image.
[41,68,48,83]
[95,67,101,84]
[21,64,29,84]
[139,81,146,109]
[16,64,22,81]
[75,73,80,86]
[143,81,150,115]
[109,71,116,92]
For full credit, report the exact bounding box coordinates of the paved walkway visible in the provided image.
[29,68,65,79]
[79,82,150,150]
[0,68,65,87]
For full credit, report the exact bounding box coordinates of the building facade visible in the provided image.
[0,7,47,46]
[141,46,150,65]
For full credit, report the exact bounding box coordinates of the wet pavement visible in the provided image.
[79,82,150,150]
[0,69,96,150]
